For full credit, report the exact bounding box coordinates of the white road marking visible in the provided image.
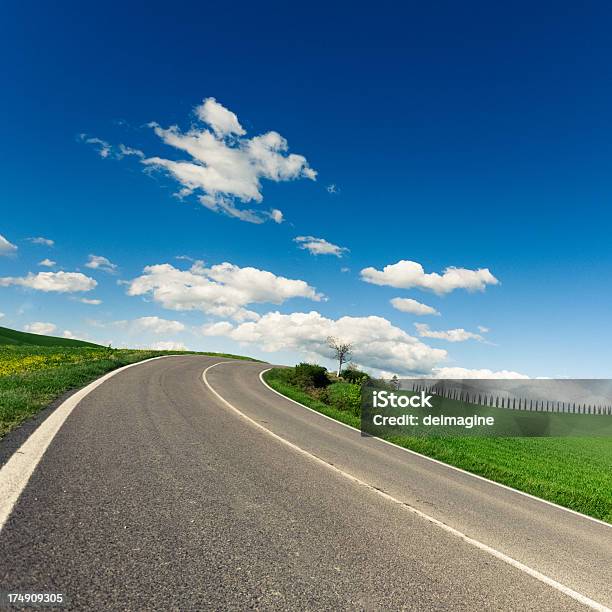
[0,356,176,533]
[203,361,611,612]
[259,367,612,530]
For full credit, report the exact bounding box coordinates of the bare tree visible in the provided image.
[327,336,353,376]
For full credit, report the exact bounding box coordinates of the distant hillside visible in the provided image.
[0,325,101,348]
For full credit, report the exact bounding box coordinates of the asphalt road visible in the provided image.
[0,356,610,610]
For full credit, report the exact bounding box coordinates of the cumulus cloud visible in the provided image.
[430,367,529,379]
[0,271,97,293]
[24,321,57,335]
[326,184,339,194]
[414,323,485,343]
[195,97,246,138]
[90,317,187,339]
[28,237,54,247]
[149,340,188,351]
[125,316,186,335]
[390,297,439,316]
[361,260,499,295]
[38,258,56,267]
[201,321,234,336]
[201,310,447,375]
[85,254,118,274]
[269,209,284,224]
[127,261,322,321]
[294,236,349,257]
[0,234,18,256]
[141,98,316,223]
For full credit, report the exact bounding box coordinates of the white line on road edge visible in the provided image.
[258,368,612,530]
[0,355,179,534]
[203,361,611,612]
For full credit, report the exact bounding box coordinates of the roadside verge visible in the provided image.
[261,367,612,525]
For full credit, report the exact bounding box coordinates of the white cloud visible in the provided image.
[430,367,529,379]
[118,144,144,158]
[197,196,266,224]
[61,329,95,342]
[195,97,246,138]
[80,134,144,160]
[141,98,316,223]
[85,254,118,274]
[28,237,54,247]
[127,261,322,321]
[38,258,56,267]
[0,234,18,256]
[390,297,439,316]
[0,312,4,319]
[0,271,97,293]
[340,267,350,273]
[79,298,102,305]
[202,310,447,376]
[269,209,284,224]
[201,321,234,336]
[326,184,339,194]
[478,325,490,333]
[79,134,112,158]
[87,317,187,341]
[294,236,349,257]
[361,260,499,295]
[414,323,485,343]
[24,321,57,335]
[127,316,186,335]
[149,340,188,351]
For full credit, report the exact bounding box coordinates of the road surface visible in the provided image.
[0,356,610,610]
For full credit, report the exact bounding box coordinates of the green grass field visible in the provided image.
[0,325,101,348]
[263,367,612,523]
[0,326,260,438]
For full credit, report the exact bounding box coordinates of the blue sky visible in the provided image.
[1,1,612,377]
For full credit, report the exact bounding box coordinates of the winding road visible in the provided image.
[0,356,610,610]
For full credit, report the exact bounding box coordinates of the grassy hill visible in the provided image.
[0,325,101,348]
[0,324,262,438]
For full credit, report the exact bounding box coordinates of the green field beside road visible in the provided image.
[362,385,612,438]
[263,365,612,523]
[0,326,259,439]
